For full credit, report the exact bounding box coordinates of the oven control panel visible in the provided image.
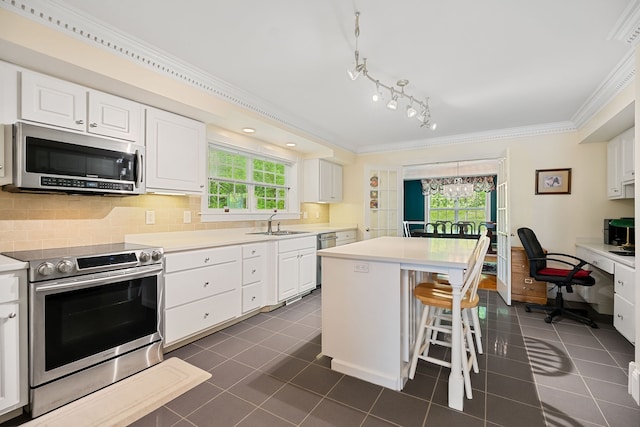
[10,245,165,282]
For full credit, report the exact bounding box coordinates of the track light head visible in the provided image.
[347,12,436,129]
[387,94,398,110]
[406,104,417,118]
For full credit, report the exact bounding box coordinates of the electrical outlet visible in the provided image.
[354,263,369,273]
[145,210,155,225]
[183,210,192,223]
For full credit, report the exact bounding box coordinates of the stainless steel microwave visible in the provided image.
[5,122,144,195]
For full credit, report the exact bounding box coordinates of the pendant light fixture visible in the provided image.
[442,163,475,200]
[347,12,437,130]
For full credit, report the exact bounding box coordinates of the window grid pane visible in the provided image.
[207,146,289,212]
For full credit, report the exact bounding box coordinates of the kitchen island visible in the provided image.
[318,236,476,411]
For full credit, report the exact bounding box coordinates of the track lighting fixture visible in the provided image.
[347,12,436,129]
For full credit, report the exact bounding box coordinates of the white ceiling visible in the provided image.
[11,0,639,154]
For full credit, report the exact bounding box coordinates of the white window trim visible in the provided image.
[425,192,491,223]
[200,141,301,222]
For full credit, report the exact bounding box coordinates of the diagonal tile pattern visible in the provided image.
[2,289,637,426]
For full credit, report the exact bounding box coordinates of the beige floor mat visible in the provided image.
[23,357,211,427]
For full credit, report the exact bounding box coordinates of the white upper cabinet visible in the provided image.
[620,127,635,184]
[607,126,634,199]
[20,71,142,141]
[87,91,142,141]
[303,159,343,203]
[145,107,206,194]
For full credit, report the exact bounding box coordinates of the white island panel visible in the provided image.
[321,257,402,389]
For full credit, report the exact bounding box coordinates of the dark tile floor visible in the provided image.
[130,289,638,427]
[3,288,638,426]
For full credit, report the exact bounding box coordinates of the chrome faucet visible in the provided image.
[267,213,277,234]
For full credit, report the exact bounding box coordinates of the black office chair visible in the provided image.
[517,227,598,328]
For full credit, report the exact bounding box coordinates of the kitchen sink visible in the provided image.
[246,230,310,236]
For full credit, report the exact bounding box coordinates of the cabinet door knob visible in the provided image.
[617,280,624,286]
[75,119,84,125]
[617,314,624,319]
[203,281,209,287]
[204,257,210,263]
[7,312,16,319]
[203,312,209,318]
[252,269,256,274]
[89,122,98,128]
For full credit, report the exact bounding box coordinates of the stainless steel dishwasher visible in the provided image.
[317,232,337,285]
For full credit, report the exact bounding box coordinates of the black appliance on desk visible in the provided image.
[604,217,635,255]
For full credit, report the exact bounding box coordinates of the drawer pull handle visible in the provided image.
[204,312,209,319]
[617,314,623,319]
[524,278,533,284]
[252,269,257,274]
[252,250,256,255]
[204,281,209,287]
[251,296,256,301]
[617,280,624,286]
[204,257,210,263]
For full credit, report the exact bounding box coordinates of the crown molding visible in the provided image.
[572,49,636,128]
[608,0,640,45]
[2,0,636,156]
[356,122,577,154]
[0,0,340,144]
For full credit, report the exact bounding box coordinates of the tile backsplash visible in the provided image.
[0,191,329,252]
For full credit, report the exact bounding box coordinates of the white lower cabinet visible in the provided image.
[277,236,317,301]
[163,246,241,346]
[0,269,27,417]
[335,229,357,246]
[242,243,266,313]
[613,263,635,343]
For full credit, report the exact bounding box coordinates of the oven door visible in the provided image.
[29,264,163,387]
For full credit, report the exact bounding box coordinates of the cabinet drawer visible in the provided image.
[0,276,19,303]
[165,246,241,273]
[243,256,263,285]
[242,282,263,313]
[243,243,265,259]
[613,294,635,344]
[511,275,547,298]
[336,229,356,246]
[165,261,240,308]
[614,263,635,302]
[576,247,614,274]
[164,290,240,345]
[278,236,316,253]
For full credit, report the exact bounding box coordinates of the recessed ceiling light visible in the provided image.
[286,142,297,147]
[242,127,255,133]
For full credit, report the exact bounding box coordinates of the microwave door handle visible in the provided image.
[135,150,143,187]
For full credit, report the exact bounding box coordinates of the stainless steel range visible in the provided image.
[3,243,164,417]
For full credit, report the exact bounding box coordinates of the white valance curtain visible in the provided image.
[421,175,496,196]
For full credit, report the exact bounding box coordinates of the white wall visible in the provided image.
[332,131,634,255]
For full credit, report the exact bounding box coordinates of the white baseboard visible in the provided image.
[629,362,639,405]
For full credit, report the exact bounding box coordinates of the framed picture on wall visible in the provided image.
[535,168,571,195]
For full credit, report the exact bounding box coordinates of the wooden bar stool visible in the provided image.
[415,230,487,354]
[409,236,490,399]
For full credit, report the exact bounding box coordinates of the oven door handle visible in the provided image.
[33,264,163,293]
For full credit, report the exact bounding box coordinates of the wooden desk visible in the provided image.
[318,236,476,411]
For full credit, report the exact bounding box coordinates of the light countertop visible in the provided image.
[0,254,28,272]
[126,224,357,252]
[318,236,476,267]
[575,239,635,269]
